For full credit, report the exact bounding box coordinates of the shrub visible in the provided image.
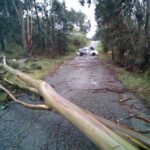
[67,32,88,51]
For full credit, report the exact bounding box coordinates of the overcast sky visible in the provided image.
[59,0,97,38]
[37,0,97,38]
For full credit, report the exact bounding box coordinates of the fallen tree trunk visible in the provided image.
[0,56,149,150]
[84,110,150,149]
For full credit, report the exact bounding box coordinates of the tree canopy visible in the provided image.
[81,0,150,71]
[0,0,90,57]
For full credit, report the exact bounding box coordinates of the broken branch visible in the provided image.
[120,98,133,102]
[0,84,49,110]
[116,114,135,124]
[4,75,40,96]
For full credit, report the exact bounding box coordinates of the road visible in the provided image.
[0,43,149,150]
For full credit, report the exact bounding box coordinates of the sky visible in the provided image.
[37,0,97,38]
[59,0,97,38]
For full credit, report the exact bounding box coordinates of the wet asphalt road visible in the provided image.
[0,47,150,150]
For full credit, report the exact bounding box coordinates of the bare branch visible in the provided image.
[2,55,6,65]
[120,98,133,103]
[4,74,40,96]
[0,84,50,110]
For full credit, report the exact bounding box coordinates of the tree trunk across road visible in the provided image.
[0,53,150,149]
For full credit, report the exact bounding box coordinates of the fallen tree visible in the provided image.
[0,56,150,150]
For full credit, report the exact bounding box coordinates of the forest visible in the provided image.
[1,0,150,72]
[0,0,90,57]
[0,0,150,150]
[92,0,150,71]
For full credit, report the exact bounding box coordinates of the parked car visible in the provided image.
[77,47,90,56]
[88,47,99,56]
[77,47,98,56]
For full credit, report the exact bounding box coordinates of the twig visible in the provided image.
[4,74,40,96]
[122,103,150,123]
[120,97,133,103]
[116,114,134,124]
[0,84,49,110]
[116,112,150,124]
[87,88,127,93]
[133,113,150,123]
[135,129,150,133]
[2,55,6,65]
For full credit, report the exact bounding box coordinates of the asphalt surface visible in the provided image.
[0,43,150,150]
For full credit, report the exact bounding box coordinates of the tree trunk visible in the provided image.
[33,0,42,50]
[0,39,5,51]
[112,48,115,61]
[0,31,5,51]
[22,16,27,51]
[1,59,145,150]
[145,0,150,50]
[12,0,26,51]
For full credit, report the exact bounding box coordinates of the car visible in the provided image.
[77,47,90,56]
[77,47,98,56]
[88,47,99,56]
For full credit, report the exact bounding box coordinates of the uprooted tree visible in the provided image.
[0,56,150,150]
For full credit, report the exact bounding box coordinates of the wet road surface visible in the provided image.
[0,54,150,150]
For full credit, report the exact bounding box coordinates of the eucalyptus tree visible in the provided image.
[0,0,90,57]
[80,0,150,70]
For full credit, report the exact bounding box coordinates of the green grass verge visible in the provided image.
[27,52,76,79]
[4,52,76,81]
[97,42,150,104]
[0,52,76,106]
[119,70,150,102]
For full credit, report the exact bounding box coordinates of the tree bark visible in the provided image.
[145,0,150,51]
[33,0,42,50]
[0,37,5,51]
[1,57,149,150]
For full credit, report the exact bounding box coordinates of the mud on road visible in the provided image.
[0,55,150,150]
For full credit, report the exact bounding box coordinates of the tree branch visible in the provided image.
[1,55,146,150]
[0,84,50,110]
[4,74,40,96]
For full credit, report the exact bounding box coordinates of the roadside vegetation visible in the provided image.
[97,41,150,105]
[88,0,150,105]
[0,53,75,106]
[0,0,89,106]
[93,0,150,71]
[0,0,90,57]
[0,36,87,106]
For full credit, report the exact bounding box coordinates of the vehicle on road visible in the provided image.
[77,47,98,56]
[88,47,99,56]
[77,47,90,56]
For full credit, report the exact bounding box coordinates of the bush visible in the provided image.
[97,41,105,53]
[0,43,25,59]
[0,92,7,105]
[67,32,89,51]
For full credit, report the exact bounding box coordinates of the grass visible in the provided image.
[26,52,76,79]
[97,41,104,53]
[6,51,76,80]
[119,70,150,102]
[0,51,76,106]
[97,41,150,105]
